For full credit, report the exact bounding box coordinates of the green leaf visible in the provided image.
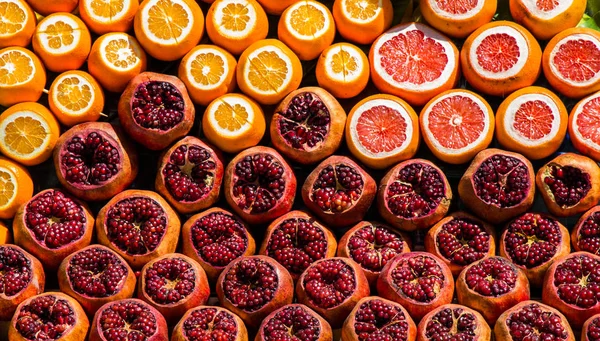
[578,13,600,31]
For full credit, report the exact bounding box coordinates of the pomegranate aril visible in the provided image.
[390,255,446,303]
[586,316,600,341]
[191,211,249,267]
[435,217,490,266]
[302,259,357,309]
[67,247,129,297]
[62,133,120,185]
[222,257,279,312]
[578,212,600,255]
[551,253,600,308]
[353,299,411,341]
[233,154,286,213]
[311,164,363,213]
[472,154,530,208]
[0,246,32,296]
[544,165,591,208]
[182,307,238,341]
[131,81,185,131]
[505,303,569,341]
[142,257,196,305]
[163,144,217,202]
[15,295,76,340]
[347,223,406,272]
[277,92,331,150]
[464,257,517,296]
[262,305,322,341]
[99,301,158,341]
[503,213,562,268]
[424,307,477,341]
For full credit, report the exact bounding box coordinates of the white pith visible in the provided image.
[284,0,331,40]
[341,0,381,23]
[0,49,34,85]
[520,0,573,19]
[206,95,255,137]
[141,0,194,44]
[572,92,600,152]
[469,25,529,79]
[212,0,257,38]
[503,93,561,146]
[243,45,293,95]
[549,33,600,87]
[52,74,95,115]
[427,0,485,19]
[0,110,51,157]
[324,44,364,82]
[37,15,82,53]
[83,0,131,22]
[185,47,229,90]
[99,33,142,70]
[0,0,29,37]
[0,167,17,209]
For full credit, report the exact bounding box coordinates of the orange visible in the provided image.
[332,0,393,45]
[32,12,91,73]
[87,32,147,93]
[569,91,600,161]
[316,42,369,99]
[0,157,32,220]
[48,70,105,126]
[236,39,303,105]
[178,44,237,106]
[26,0,78,16]
[278,0,335,61]
[420,89,494,164]
[256,0,299,15]
[369,22,460,106]
[205,0,269,56]
[496,86,567,160]
[79,0,139,35]
[0,46,45,107]
[0,0,36,48]
[202,93,266,153]
[542,27,600,99]
[0,220,12,244]
[134,0,205,61]
[420,0,496,38]
[461,20,542,97]
[345,94,419,169]
[510,0,586,41]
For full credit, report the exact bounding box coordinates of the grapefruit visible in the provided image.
[569,91,600,161]
[510,0,586,41]
[420,0,496,38]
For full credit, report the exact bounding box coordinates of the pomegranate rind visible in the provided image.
[416,303,491,341]
[582,314,600,341]
[510,0,585,41]
[419,0,497,38]
[255,303,333,341]
[572,205,600,254]
[172,305,249,341]
[569,91,600,161]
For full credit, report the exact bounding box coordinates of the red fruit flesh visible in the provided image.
[417,304,491,341]
[256,304,333,341]
[172,306,248,341]
[583,315,600,341]
[494,301,575,341]
[572,206,600,255]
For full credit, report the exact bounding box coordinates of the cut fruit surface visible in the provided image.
[79,0,139,34]
[0,157,32,219]
[333,0,393,45]
[316,42,369,98]
[48,70,105,126]
[0,0,35,48]
[510,0,585,40]
[569,91,600,161]
[420,0,496,38]
[0,46,45,107]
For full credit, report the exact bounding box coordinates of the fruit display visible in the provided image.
[2,0,600,340]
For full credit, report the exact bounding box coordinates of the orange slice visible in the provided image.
[510,0,585,40]
[420,89,494,164]
[0,0,36,48]
[87,32,147,93]
[256,0,300,15]
[79,0,139,35]
[206,0,269,56]
[0,157,32,220]
[0,220,12,244]
[569,91,600,161]
[316,42,369,99]
[333,0,393,45]
[134,0,205,61]
[26,0,78,16]
[0,46,45,108]
[420,0,496,38]
[202,93,266,153]
[48,70,105,126]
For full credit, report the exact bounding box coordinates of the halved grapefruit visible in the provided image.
[569,91,600,161]
[420,0,496,38]
[510,0,586,41]
[420,89,494,164]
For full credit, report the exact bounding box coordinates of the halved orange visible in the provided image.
[87,32,147,93]
[256,0,299,15]
[510,0,586,41]
[0,157,32,220]
[420,89,494,164]
[316,42,369,99]
[0,46,45,107]
[48,70,105,126]
[79,0,139,35]
[569,91,600,161]
[0,220,12,244]
[332,0,393,45]
[420,0,496,38]
[0,0,36,48]
[26,0,78,16]
[134,0,205,61]
[205,0,269,56]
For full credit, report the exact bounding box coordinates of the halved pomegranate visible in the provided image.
[13,188,94,270]
[337,220,411,286]
[424,212,496,276]
[9,292,89,341]
[118,72,195,150]
[456,256,530,325]
[182,207,256,283]
[342,296,417,341]
[0,245,45,321]
[256,304,332,341]
[377,251,454,321]
[270,87,347,165]
[155,136,224,214]
[96,189,181,269]
[494,301,575,341]
[58,244,136,316]
[53,122,138,201]
[172,306,248,341]
[572,206,600,255]
[583,314,600,341]
[417,304,491,341]
[499,212,570,287]
[536,153,600,217]
[458,148,535,224]
[259,210,337,281]
[302,155,376,227]
[224,146,297,225]
[377,159,452,231]
[216,255,294,329]
[296,257,370,328]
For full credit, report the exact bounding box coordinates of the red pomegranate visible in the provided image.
[255,304,333,341]
[417,304,491,341]
[494,301,575,341]
[172,306,249,341]
[572,205,600,255]
[582,314,600,341]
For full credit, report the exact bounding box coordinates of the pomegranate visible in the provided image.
[57,244,136,316]
[255,304,332,341]
[499,212,570,287]
[572,206,600,255]
[89,298,168,341]
[9,292,89,341]
[536,153,600,217]
[172,306,248,341]
[583,315,600,341]
[224,146,297,225]
[456,256,530,325]
[96,189,181,269]
[138,253,210,323]
[296,257,370,328]
[417,304,491,341]
[216,255,294,329]
[53,122,138,201]
[13,188,94,270]
[494,301,575,341]
[337,221,411,286]
[302,155,376,227]
[155,136,224,214]
[424,212,496,276]
[259,210,337,280]
[377,159,452,231]
[376,251,454,321]
[182,207,256,283]
[0,245,45,321]
[458,148,535,224]
[341,296,417,341]
[118,72,195,150]
[270,87,347,165]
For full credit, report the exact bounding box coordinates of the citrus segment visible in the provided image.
[79,0,139,34]
[420,0,495,38]
[0,0,35,48]
[333,0,393,45]
[510,0,585,40]
[569,91,600,161]
[316,42,369,98]
[0,46,45,107]
[26,0,78,16]
[48,70,105,126]
[0,157,32,219]
[256,0,300,15]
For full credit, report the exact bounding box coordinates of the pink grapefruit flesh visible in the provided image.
[356,105,407,154]
[427,94,486,150]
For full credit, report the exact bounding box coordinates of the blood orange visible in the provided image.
[569,91,600,161]
[345,94,419,169]
[369,22,460,106]
[420,0,496,38]
[510,0,586,41]
[420,89,494,164]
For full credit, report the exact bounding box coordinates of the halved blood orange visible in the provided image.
[420,0,496,38]
[345,94,419,169]
[569,91,600,161]
[461,20,542,97]
[369,22,460,106]
[420,89,494,164]
[510,0,585,41]
[542,27,600,99]
[496,86,567,160]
